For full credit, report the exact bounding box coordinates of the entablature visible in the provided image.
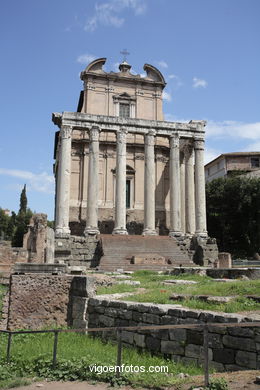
[52,112,206,140]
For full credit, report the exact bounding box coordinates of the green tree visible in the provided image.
[206,176,260,258]
[19,184,27,214]
[12,185,32,247]
[0,208,10,240]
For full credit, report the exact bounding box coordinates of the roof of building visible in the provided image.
[205,152,260,167]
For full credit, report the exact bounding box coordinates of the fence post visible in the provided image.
[116,329,122,378]
[203,325,209,387]
[6,332,12,363]
[52,331,59,368]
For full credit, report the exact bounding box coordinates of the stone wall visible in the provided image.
[0,241,28,276]
[7,274,95,330]
[55,235,101,268]
[87,298,260,371]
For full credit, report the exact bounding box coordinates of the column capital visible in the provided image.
[169,134,180,148]
[194,138,205,150]
[89,126,100,142]
[147,129,156,137]
[117,127,128,143]
[60,125,73,139]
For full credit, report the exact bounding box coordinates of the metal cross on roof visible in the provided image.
[120,49,130,62]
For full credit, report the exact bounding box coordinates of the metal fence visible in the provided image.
[1,321,260,387]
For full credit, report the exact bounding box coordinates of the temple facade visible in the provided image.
[52,58,208,242]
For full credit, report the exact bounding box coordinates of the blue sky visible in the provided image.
[1,0,259,220]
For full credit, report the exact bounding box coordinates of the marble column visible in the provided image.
[84,126,100,235]
[169,134,182,237]
[194,138,207,237]
[180,152,186,234]
[142,130,157,235]
[55,125,72,237]
[185,146,196,235]
[112,128,128,235]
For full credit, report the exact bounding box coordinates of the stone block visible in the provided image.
[132,311,143,322]
[145,336,161,352]
[185,344,203,358]
[223,335,256,352]
[104,308,119,317]
[227,327,254,338]
[213,348,235,364]
[134,333,146,348]
[99,315,114,327]
[72,297,88,320]
[118,309,132,320]
[225,364,246,371]
[121,331,134,344]
[236,350,257,369]
[73,319,87,329]
[161,315,178,325]
[161,340,184,355]
[169,328,186,342]
[218,252,232,268]
[186,330,203,345]
[115,319,129,327]
[209,361,225,372]
[151,329,169,340]
[143,313,160,324]
[208,333,223,349]
[181,356,198,366]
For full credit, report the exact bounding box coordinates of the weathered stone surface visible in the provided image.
[186,330,203,345]
[143,313,160,324]
[169,328,186,341]
[227,327,254,338]
[161,340,184,355]
[223,335,256,352]
[7,274,93,330]
[99,315,114,327]
[72,297,88,320]
[208,333,223,349]
[236,350,257,369]
[185,344,202,358]
[145,336,161,352]
[134,333,146,348]
[121,331,134,344]
[213,348,235,364]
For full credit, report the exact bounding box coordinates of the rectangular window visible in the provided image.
[119,103,130,118]
[251,157,260,168]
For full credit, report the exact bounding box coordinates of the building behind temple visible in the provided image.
[52,58,218,269]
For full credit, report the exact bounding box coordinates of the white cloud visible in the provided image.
[85,0,146,31]
[0,168,55,194]
[77,54,96,64]
[168,74,177,79]
[167,74,183,88]
[206,120,260,140]
[157,60,168,69]
[162,91,172,102]
[193,77,208,88]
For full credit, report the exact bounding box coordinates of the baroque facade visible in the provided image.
[52,58,208,242]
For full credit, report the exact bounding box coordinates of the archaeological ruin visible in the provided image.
[52,58,218,270]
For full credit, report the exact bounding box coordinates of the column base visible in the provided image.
[169,230,183,238]
[195,231,208,238]
[55,227,71,238]
[142,228,158,236]
[84,227,100,236]
[112,228,128,235]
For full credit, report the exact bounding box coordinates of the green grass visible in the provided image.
[0,332,203,388]
[97,271,260,312]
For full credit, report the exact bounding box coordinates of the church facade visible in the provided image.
[52,58,208,242]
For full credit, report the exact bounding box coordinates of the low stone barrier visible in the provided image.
[87,298,260,371]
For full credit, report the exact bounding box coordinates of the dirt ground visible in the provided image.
[15,370,260,390]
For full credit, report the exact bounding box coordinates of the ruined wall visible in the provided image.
[7,274,95,330]
[87,298,260,372]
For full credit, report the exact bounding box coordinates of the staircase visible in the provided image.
[98,234,195,272]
